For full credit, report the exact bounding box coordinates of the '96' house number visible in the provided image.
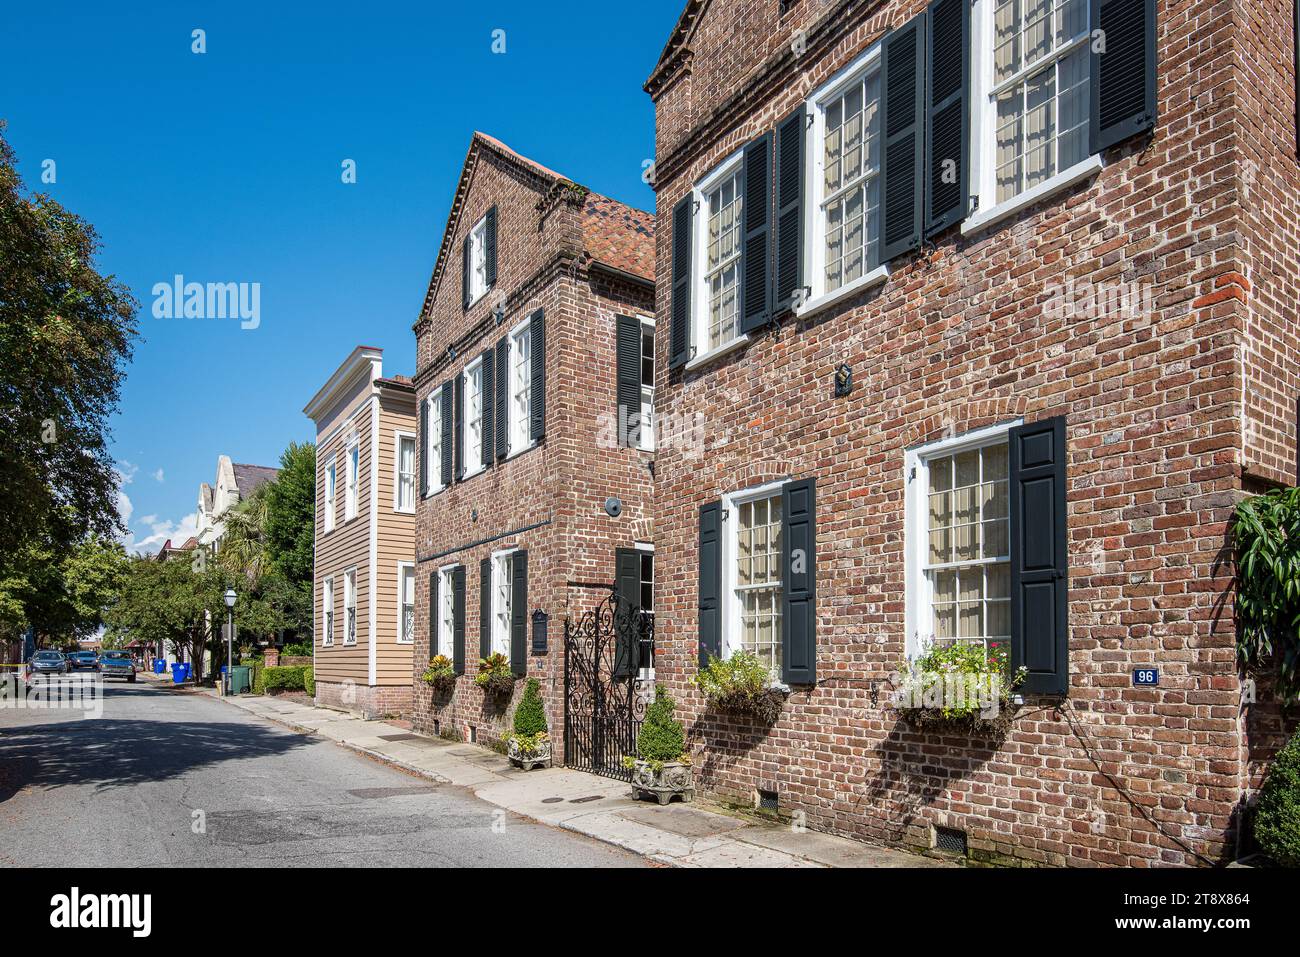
[1132,669,1160,687]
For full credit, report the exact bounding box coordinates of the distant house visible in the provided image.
[196,456,280,553]
[155,537,198,563]
[304,346,418,718]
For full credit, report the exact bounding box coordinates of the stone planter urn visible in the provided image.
[629,759,694,806]
[507,734,552,771]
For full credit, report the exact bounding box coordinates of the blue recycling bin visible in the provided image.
[154,659,166,674]
[171,662,188,684]
[180,662,191,681]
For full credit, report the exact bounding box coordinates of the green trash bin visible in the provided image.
[230,666,252,695]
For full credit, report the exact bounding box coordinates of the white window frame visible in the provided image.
[507,316,535,458]
[344,437,359,521]
[688,150,749,368]
[720,479,787,685]
[964,0,1103,235]
[490,549,515,657]
[904,418,1022,658]
[397,561,415,644]
[797,40,892,319]
[468,214,489,306]
[343,567,358,646]
[437,564,457,659]
[426,392,444,497]
[394,430,416,513]
[635,542,655,681]
[322,576,335,647]
[324,457,337,533]
[637,315,656,452]
[462,356,485,479]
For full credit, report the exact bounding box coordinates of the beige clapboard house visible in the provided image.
[304,346,417,717]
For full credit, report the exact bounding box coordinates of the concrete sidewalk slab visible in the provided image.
[211,689,945,869]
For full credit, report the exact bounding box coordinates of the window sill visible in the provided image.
[506,440,536,462]
[461,464,486,482]
[424,486,445,500]
[961,155,1104,237]
[685,334,750,372]
[796,264,890,320]
[393,506,415,516]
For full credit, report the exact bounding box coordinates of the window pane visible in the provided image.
[996,91,1024,204]
[987,600,1011,639]
[1057,46,1089,168]
[994,0,1021,84]
[954,522,979,562]
[928,491,951,532]
[929,528,951,564]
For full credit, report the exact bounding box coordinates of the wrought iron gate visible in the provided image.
[564,590,654,781]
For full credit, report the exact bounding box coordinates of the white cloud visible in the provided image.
[152,468,165,483]
[117,488,134,526]
[121,512,199,556]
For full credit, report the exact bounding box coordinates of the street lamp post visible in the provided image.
[224,588,237,695]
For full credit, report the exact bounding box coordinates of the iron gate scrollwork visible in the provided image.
[564,590,654,781]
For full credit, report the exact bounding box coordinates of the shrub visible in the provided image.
[282,641,312,657]
[1255,731,1300,867]
[474,652,515,696]
[513,678,547,736]
[1233,488,1300,700]
[634,685,685,765]
[695,650,785,723]
[421,654,456,691]
[893,640,1025,731]
[260,665,309,694]
[303,666,315,697]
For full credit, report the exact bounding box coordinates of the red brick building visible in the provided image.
[410,133,656,753]
[645,0,1299,865]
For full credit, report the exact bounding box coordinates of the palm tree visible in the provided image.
[216,486,268,585]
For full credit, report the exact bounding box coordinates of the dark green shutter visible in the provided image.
[1090,0,1157,153]
[781,479,816,685]
[480,557,492,660]
[439,381,453,487]
[529,311,545,441]
[480,348,494,470]
[484,205,498,288]
[510,550,528,677]
[773,109,805,315]
[461,236,472,310]
[495,337,508,460]
[613,548,639,679]
[453,372,464,481]
[881,13,926,262]
[1009,416,1069,696]
[616,314,641,447]
[452,565,466,675]
[739,133,772,333]
[669,196,692,369]
[698,502,722,666]
[419,396,429,498]
[429,570,439,662]
[925,0,969,236]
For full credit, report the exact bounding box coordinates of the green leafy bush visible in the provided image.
[1255,731,1300,867]
[695,650,785,722]
[633,685,685,765]
[260,665,309,694]
[421,654,456,691]
[1233,488,1300,700]
[303,666,315,697]
[513,678,547,735]
[474,652,515,696]
[894,640,1025,731]
[282,641,312,657]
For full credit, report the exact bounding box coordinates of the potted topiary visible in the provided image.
[421,654,456,695]
[474,652,515,698]
[624,685,693,805]
[506,678,551,770]
[695,650,786,723]
[1254,729,1300,867]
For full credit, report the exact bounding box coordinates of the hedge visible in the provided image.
[260,665,309,694]
[303,666,315,697]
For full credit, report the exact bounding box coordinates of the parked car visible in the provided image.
[98,650,137,683]
[67,650,100,672]
[26,650,68,680]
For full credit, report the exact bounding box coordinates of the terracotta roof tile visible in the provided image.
[582,195,655,282]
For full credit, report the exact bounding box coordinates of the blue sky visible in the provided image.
[2,0,679,552]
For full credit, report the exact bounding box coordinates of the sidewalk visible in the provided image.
[210,688,951,868]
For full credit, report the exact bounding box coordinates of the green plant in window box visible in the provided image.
[623,685,693,805]
[694,650,786,723]
[506,677,551,770]
[474,652,516,696]
[1233,487,1300,701]
[421,654,456,693]
[893,640,1026,734]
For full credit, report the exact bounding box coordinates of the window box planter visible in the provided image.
[475,652,516,699]
[507,732,552,771]
[695,650,786,724]
[627,758,694,806]
[421,655,456,695]
[892,641,1025,737]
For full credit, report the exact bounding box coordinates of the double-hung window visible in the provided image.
[322,577,335,647]
[722,484,785,680]
[344,568,357,646]
[463,357,484,476]
[491,551,514,657]
[509,318,532,455]
[437,565,456,658]
[467,215,488,306]
[395,433,416,512]
[426,391,443,495]
[397,563,415,644]
[693,154,745,357]
[324,458,337,533]
[639,318,655,452]
[345,440,359,521]
[906,423,1014,656]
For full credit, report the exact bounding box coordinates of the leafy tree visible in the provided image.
[0,122,138,577]
[0,531,127,646]
[216,486,269,584]
[264,442,315,588]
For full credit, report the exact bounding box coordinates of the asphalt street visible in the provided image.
[0,678,642,867]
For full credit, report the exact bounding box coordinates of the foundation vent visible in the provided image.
[758,789,780,813]
[934,825,968,856]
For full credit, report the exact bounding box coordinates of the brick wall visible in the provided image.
[315,678,412,718]
[645,0,1280,866]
